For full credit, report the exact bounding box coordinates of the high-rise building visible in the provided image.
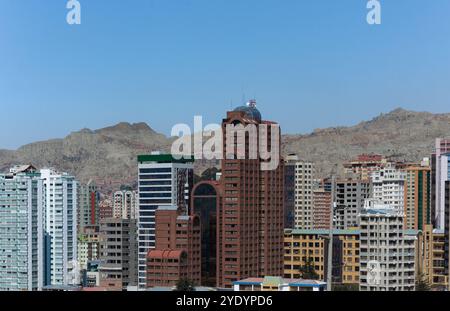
[371,163,406,213]
[284,155,297,229]
[218,102,284,288]
[146,206,201,288]
[343,154,387,180]
[137,153,194,288]
[328,179,371,230]
[191,181,222,287]
[113,189,138,220]
[77,180,100,231]
[0,165,45,291]
[98,217,138,290]
[293,161,315,229]
[431,138,450,229]
[312,189,332,230]
[40,168,78,286]
[404,163,431,230]
[359,200,416,291]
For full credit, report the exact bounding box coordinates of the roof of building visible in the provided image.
[147,249,186,259]
[233,277,326,288]
[233,100,262,122]
[285,228,419,236]
[137,154,194,164]
[285,229,360,236]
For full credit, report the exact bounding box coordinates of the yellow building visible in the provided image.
[284,229,360,286]
[419,225,448,289]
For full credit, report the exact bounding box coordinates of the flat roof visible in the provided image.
[233,277,326,288]
[285,229,360,235]
[138,154,194,164]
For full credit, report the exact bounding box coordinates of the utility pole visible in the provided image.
[326,175,336,291]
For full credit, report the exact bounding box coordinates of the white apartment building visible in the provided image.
[294,160,315,229]
[40,168,78,286]
[113,189,138,220]
[0,165,45,291]
[137,153,193,288]
[371,163,406,213]
[359,199,416,291]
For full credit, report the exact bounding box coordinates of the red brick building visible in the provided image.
[146,206,201,288]
[217,101,284,288]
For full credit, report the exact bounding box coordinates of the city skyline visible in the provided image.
[1,1,450,149]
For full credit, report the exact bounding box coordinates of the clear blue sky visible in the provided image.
[1,0,449,149]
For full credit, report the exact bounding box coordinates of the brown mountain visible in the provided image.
[283,108,450,176]
[0,122,173,193]
[1,108,450,193]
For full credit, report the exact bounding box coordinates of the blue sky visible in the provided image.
[1,0,449,149]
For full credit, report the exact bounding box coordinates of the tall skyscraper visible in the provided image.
[137,153,194,288]
[404,162,431,230]
[40,168,78,286]
[371,163,406,213]
[218,101,284,288]
[0,165,45,291]
[432,138,450,229]
[359,200,416,291]
[77,180,100,231]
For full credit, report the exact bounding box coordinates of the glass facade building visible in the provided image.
[137,154,193,288]
[0,167,45,291]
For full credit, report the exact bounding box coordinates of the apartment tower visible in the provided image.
[218,101,284,288]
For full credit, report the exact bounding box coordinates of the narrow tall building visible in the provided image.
[283,155,297,229]
[432,138,450,229]
[404,162,431,230]
[191,181,222,287]
[40,168,78,286]
[219,101,284,288]
[137,153,194,288]
[77,180,100,231]
[293,161,315,229]
[0,165,45,291]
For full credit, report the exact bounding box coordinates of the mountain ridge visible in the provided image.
[1,108,450,194]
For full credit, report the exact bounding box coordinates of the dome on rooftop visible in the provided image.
[233,100,261,121]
